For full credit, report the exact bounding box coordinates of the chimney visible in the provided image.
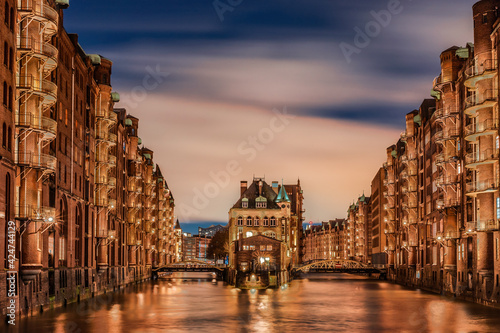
[272,181,279,194]
[240,181,247,196]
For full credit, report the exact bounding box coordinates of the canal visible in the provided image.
[7,273,500,332]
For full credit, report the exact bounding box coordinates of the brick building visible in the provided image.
[340,0,500,306]
[228,177,304,287]
[0,0,179,318]
[302,219,346,263]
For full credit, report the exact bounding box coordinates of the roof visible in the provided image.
[232,179,281,209]
[174,219,181,229]
[276,180,291,203]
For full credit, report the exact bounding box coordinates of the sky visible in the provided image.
[63,0,475,226]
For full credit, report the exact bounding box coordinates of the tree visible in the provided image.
[207,228,229,261]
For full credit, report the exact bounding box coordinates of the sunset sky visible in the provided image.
[64,0,475,227]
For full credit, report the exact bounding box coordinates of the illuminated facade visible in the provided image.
[0,0,178,318]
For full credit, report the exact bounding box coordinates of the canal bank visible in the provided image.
[5,273,500,332]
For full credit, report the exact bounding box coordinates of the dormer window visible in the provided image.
[242,198,248,208]
[256,196,267,208]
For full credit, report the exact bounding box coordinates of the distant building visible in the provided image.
[198,224,226,237]
[182,233,196,261]
[302,219,346,262]
[228,177,304,288]
[195,235,212,262]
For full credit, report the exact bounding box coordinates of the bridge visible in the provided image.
[153,260,226,274]
[294,259,385,276]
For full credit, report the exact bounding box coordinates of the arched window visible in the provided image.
[2,81,6,105]
[4,2,8,25]
[9,7,13,30]
[263,217,269,226]
[7,126,11,151]
[237,216,243,226]
[3,42,7,66]
[2,122,6,148]
[8,85,11,110]
[270,217,276,227]
[4,173,11,266]
[246,217,252,226]
[254,218,260,226]
[8,47,12,70]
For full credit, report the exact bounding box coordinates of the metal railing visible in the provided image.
[464,89,498,110]
[466,178,499,194]
[16,75,57,100]
[434,107,459,120]
[434,128,460,142]
[436,175,458,187]
[15,205,56,221]
[465,58,497,79]
[17,1,59,27]
[16,112,57,137]
[17,36,58,60]
[465,148,499,166]
[465,119,498,138]
[16,152,56,171]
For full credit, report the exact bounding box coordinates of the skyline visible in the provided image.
[64,0,475,224]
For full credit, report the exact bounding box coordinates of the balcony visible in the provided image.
[477,219,500,231]
[17,1,59,36]
[434,107,459,121]
[401,154,417,164]
[402,200,417,210]
[436,175,458,187]
[108,155,117,166]
[437,199,460,209]
[436,231,460,240]
[15,205,56,222]
[464,58,497,88]
[108,198,117,210]
[17,37,58,73]
[466,178,499,196]
[401,185,417,194]
[383,177,395,186]
[464,90,498,116]
[435,152,459,166]
[402,217,417,226]
[434,128,460,143]
[108,177,117,188]
[465,119,498,142]
[384,225,396,234]
[96,110,118,125]
[465,149,499,168]
[95,198,109,207]
[16,112,57,140]
[400,168,417,179]
[16,152,56,173]
[96,127,117,147]
[16,75,57,107]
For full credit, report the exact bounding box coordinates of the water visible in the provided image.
[6,273,500,333]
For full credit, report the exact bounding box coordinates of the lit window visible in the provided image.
[246,231,253,238]
[266,245,273,251]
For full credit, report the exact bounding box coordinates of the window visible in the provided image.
[245,231,253,238]
[1,122,5,147]
[270,217,276,227]
[3,42,7,66]
[260,245,266,251]
[266,245,273,251]
[242,198,248,208]
[254,218,260,226]
[263,217,269,226]
[7,126,11,151]
[483,13,488,24]
[246,217,252,226]
[237,217,243,226]
[8,85,11,110]
[8,47,12,70]
[4,2,8,25]
[2,81,6,105]
[497,198,500,220]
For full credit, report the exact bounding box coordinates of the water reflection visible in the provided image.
[6,273,500,332]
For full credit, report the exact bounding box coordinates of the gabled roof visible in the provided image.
[174,219,181,229]
[232,179,281,209]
